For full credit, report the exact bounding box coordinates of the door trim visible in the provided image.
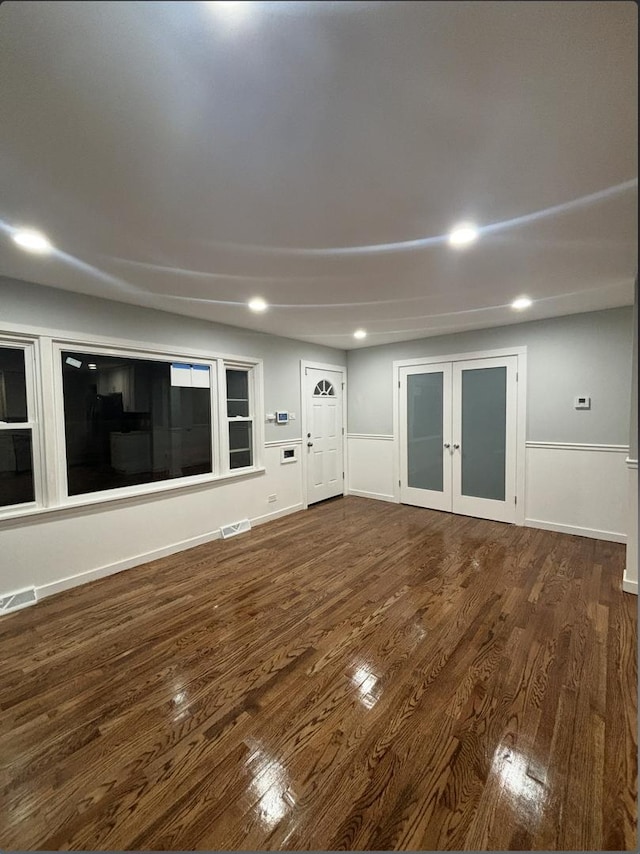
[392,347,527,525]
[300,360,347,510]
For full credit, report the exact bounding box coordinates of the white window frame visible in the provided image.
[0,335,45,516]
[53,341,224,505]
[219,359,263,475]
[52,338,265,507]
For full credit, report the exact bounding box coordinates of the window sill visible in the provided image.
[0,465,266,526]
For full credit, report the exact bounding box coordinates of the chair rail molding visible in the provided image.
[526,441,629,453]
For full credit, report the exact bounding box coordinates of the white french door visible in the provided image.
[399,355,519,524]
[399,363,452,512]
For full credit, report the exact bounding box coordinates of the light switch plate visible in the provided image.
[574,395,591,409]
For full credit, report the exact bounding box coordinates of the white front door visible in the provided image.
[305,367,344,505]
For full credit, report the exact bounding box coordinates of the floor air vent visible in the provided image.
[220,518,251,539]
[1,587,37,615]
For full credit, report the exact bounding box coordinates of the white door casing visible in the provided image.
[303,364,345,506]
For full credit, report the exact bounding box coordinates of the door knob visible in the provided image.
[443,443,450,448]
[307,441,314,447]
[453,443,460,449]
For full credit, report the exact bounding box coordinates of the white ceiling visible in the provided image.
[0,1,637,349]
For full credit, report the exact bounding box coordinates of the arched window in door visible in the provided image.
[313,379,335,397]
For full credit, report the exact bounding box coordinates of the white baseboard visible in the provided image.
[36,502,304,601]
[525,518,627,544]
[36,529,222,600]
[347,489,396,503]
[250,502,304,526]
[622,574,638,595]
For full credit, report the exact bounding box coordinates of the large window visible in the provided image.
[0,343,37,508]
[61,350,213,496]
[226,367,254,470]
[0,333,262,518]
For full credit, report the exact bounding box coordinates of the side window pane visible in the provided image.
[226,369,249,417]
[229,422,253,469]
[62,352,212,496]
[0,430,34,506]
[0,347,28,422]
[226,368,253,470]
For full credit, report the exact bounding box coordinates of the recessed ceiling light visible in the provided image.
[12,228,53,254]
[512,296,533,310]
[248,297,267,312]
[205,1,250,19]
[354,329,367,340]
[448,222,479,248]
[88,364,98,370]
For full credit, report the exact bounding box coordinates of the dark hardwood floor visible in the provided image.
[0,497,636,850]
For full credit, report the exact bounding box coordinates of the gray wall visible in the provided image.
[347,307,633,445]
[0,276,345,442]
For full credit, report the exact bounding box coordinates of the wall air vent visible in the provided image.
[1,587,37,616]
[220,518,251,539]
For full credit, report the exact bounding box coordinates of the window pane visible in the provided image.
[62,352,212,496]
[227,400,249,418]
[0,347,28,423]
[226,369,249,417]
[229,422,252,469]
[0,430,34,506]
[226,369,248,400]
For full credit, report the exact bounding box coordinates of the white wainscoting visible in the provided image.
[346,434,396,502]
[624,458,638,594]
[9,436,629,606]
[525,442,629,543]
[0,442,304,603]
[346,436,630,547]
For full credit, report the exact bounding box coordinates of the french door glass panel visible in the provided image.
[460,366,506,501]
[407,372,444,492]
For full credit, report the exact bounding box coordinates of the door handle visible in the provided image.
[307,441,314,447]
[443,443,450,449]
[453,443,460,449]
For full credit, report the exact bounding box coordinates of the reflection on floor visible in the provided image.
[0,497,636,850]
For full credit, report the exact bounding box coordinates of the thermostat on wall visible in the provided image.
[574,395,591,410]
[275,411,289,424]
